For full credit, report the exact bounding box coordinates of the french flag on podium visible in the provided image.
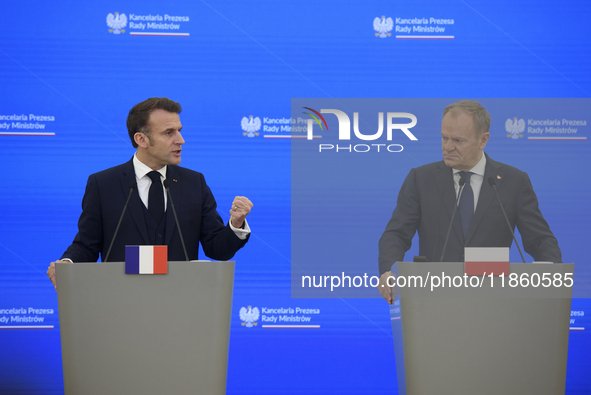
[125,245,168,274]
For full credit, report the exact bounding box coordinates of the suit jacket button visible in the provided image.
[157,233,163,238]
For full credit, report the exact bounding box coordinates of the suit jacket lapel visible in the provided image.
[433,162,464,246]
[465,154,504,244]
[165,166,181,246]
[120,158,150,244]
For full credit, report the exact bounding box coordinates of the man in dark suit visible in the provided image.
[378,100,561,303]
[47,97,252,290]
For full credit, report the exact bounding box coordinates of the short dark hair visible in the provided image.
[126,97,182,148]
[442,100,491,136]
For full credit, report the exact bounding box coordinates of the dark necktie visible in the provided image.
[147,171,164,224]
[458,171,474,238]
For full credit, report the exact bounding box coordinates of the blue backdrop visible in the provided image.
[1,1,589,394]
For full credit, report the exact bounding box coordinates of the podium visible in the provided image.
[56,260,235,395]
[390,262,574,395]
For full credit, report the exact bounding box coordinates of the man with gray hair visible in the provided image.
[378,100,561,303]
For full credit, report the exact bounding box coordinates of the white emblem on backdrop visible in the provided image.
[505,117,525,139]
[241,115,261,137]
[239,306,260,327]
[373,16,393,38]
[107,12,128,34]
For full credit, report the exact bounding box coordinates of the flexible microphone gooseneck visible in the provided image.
[487,177,526,263]
[104,181,137,262]
[432,179,448,262]
[440,177,465,262]
[163,179,189,261]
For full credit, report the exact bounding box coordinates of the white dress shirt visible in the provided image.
[133,154,167,210]
[452,152,487,213]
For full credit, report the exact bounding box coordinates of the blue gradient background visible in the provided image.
[0,1,589,394]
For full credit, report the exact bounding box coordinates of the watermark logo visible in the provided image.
[302,108,418,153]
[304,109,417,141]
[241,115,261,137]
[302,107,328,132]
[107,12,127,34]
[374,16,394,38]
[239,306,260,327]
[505,117,525,139]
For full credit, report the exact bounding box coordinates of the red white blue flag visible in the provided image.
[125,245,168,274]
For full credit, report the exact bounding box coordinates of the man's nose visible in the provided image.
[176,131,185,145]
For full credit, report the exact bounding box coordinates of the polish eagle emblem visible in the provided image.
[373,16,394,38]
[239,306,260,328]
[241,115,261,137]
[505,117,525,139]
[107,12,127,34]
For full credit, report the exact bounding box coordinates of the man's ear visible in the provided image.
[479,132,490,149]
[134,132,148,148]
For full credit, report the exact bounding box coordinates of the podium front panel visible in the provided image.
[390,262,573,395]
[56,260,235,395]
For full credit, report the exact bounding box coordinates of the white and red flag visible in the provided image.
[464,247,509,276]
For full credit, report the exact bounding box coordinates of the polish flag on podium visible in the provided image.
[464,247,509,276]
[125,245,168,274]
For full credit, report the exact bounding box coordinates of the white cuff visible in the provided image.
[229,219,251,240]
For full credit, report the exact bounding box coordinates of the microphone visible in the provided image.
[163,179,189,261]
[487,177,526,263]
[104,181,137,262]
[432,179,448,261]
[440,177,465,262]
